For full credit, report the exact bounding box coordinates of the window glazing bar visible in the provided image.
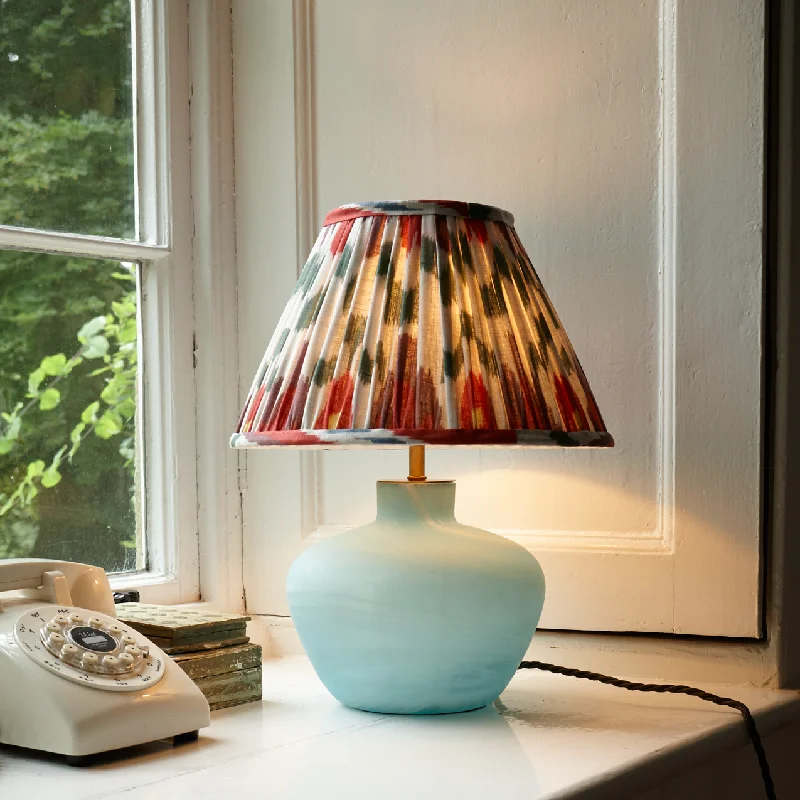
[0,224,170,261]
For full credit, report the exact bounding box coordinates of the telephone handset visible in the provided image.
[0,558,117,616]
[0,559,210,763]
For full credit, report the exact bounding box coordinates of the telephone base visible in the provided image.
[65,754,92,768]
[0,600,210,760]
[63,729,202,767]
[174,729,200,744]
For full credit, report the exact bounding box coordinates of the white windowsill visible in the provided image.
[3,656,799,799]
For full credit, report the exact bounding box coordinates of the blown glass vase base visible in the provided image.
[287,480,546,715]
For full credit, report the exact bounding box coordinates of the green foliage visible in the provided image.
[0,111,134,236]
[0,280,137,517]
[0,0,138,569]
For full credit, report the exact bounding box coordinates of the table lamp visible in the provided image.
[232,200,613,715]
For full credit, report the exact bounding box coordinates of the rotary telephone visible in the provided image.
[0,559,210,764]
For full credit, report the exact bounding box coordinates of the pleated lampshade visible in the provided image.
[232,200,613,448]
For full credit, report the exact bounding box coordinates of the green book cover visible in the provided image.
[195,666,263,711]
[173,643,262,680]
[116,603,249,642]
[149,631,250,654]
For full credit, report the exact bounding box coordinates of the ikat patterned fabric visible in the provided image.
[232,201,613,448]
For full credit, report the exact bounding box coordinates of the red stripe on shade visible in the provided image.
[330,218,355,254]
[323,207,383,226]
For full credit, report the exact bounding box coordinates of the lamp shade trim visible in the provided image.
[323,201,514,227]
[231,428,613,448]
[234,202,612,449]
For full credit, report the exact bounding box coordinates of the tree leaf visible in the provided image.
[41,466,61,488]
[81,401,100,424]
[77,315,108,342]
[94,412,122,439]
[82,334,109,359]
[27,368,45,395]
[4,415,21,442]
[38,387,61,410]
[40,353,67,376]
[26,460,46,478]
[117,319,137,343]
[116,398,135,418]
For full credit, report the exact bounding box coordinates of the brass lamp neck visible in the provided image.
[407,445,427,482]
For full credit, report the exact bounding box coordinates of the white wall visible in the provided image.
[233,0,764,636]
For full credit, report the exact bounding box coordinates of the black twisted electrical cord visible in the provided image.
[518,660,776,800]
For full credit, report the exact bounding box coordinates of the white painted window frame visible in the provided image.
[0,0,242,608]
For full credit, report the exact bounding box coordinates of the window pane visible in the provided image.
[0,250,141,573]
[0,1,135,238]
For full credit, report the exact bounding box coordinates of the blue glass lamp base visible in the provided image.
[287,480,546,715]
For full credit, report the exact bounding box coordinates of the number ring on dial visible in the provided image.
[14,605,165,692]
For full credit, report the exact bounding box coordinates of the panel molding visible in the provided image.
[294,0,679,557]
[292,0,323,538]
[656,0,678,553]
[309,523,671,553]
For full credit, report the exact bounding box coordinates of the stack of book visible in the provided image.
[116,603,262,711]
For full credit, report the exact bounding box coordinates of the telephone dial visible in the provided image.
[0,559,210,764]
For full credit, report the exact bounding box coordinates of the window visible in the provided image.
[0,252,141,573]
[0,0,200,602]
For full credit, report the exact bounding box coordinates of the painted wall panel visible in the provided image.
[233,0,764,635]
